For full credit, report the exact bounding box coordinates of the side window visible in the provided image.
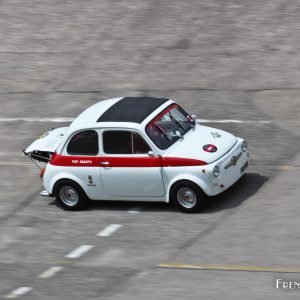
[103,131,151,154]
[67,130,99,155]
[103,131,132,154]
[132,132,150,154]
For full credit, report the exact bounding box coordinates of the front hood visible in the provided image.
[167,125,237,164]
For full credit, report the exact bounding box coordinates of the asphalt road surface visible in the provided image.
[0,1,300,299]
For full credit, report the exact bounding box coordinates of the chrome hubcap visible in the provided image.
[59,186,79,206]
[177,187,197,209]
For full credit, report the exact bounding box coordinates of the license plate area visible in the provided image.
[241,161,248,173]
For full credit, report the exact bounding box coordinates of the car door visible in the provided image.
[58,129,107,200]
[100,129,165,197]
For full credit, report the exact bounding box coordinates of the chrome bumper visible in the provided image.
[40,190,50,197]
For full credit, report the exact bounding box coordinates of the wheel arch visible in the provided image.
[49,172,86,196]
[166,174,210,203]
[52,176,90,211]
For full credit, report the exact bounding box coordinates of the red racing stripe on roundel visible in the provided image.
[50,153,207,167]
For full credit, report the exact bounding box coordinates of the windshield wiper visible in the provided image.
[154,124,172,142]
[169,112,195,130]
[181,120,195,130]
[169,112,185,130]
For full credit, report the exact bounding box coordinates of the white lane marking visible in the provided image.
[0,117,271,124]
[97,224,122,237]
[128,207,141,214]
[96,248,123,264]
[0,117,74,122]
[38,266,64,279]
[0,162,33,166]
[5,287,32,298]
[65,245,94,259]
[197,119,271,124]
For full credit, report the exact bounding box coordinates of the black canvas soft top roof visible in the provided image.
[97,97,169,123]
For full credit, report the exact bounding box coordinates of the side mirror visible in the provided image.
[191,114,197,121]
[175,130,183,139]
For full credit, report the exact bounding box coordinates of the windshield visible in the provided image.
[146,104,196,150]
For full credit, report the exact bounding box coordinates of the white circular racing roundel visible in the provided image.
[203,144,217,153]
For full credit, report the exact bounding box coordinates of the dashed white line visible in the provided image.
[97,224,123,237]
[0,162,33,166]
[5,287,32,299]
[96,248,123,264]
[0,117,74,123]
[65,245,94,259]
[197,119,271,124]
[38,266,64,279]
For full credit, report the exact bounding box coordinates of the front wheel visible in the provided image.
[54,180,88,211]
[171,180,207,213]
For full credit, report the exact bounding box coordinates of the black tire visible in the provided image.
[54,179,88,211]
[171,180,207,213]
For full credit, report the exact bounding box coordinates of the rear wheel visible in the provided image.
[54,180,88,211]
[171,180,207,213]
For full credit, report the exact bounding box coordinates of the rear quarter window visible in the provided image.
[67,130,99,155]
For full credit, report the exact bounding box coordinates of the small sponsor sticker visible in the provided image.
[88,175,96,186]
[210,131,222,138]
[203,144,217,153]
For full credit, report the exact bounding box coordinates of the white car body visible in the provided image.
[25,97,249,204]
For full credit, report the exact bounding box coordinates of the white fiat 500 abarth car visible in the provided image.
[24,97,249,212]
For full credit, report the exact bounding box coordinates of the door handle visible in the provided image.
[100,161,110,166]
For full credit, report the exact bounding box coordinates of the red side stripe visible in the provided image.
[162,157,207,167]
[104,156,161,167]
[50,153,101,167]
[50,153,207,167]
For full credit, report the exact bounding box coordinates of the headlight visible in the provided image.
[213,165,220,177]
[241,140,247,152]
